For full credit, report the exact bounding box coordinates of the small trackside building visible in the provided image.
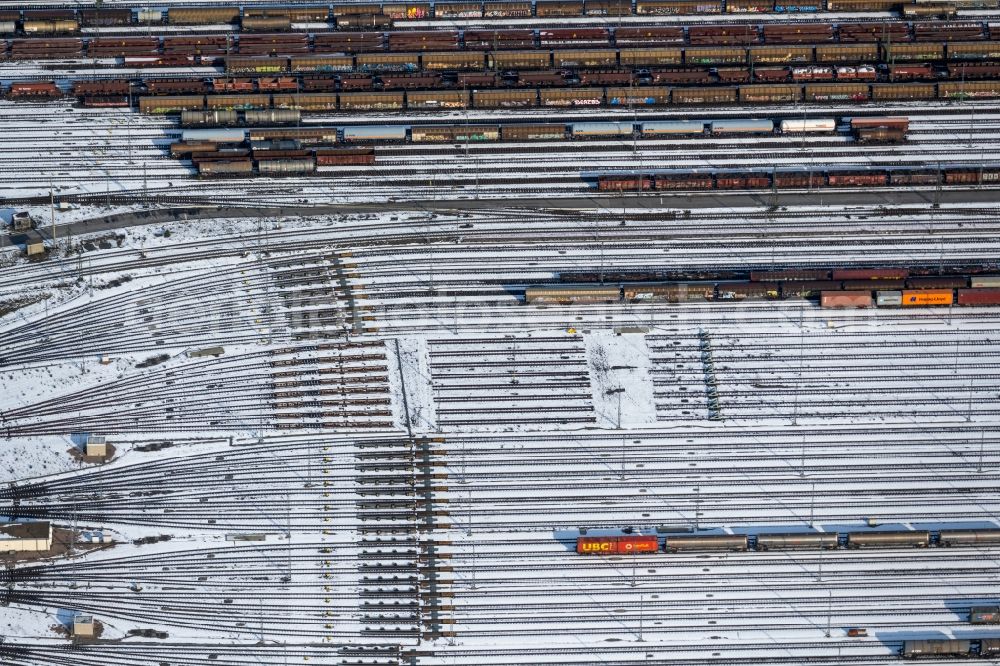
[0,522,53,552]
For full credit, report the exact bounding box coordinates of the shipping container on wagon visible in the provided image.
[536,0,587,15]
[780,118,836,132]
[664,534,749,551]
[199,159,254,176]
[672,87,738,103]
[576,535,659,554]
[540,87,605,106]
[489,50,552,70]
[971,607,1000,624]
[139,95,205,114]
[168,7,239,24]
[815,44,878,63]
[526,285,621,303]
[623,283,716,301]
[435,2,485,17]
[407,90,469,108]
[619,48,683,66]
[341,125,406,142]
[805,83,869,101]
[553,49,618,68]
[483,1,533,16]
[938,80,1000,98]
[502,124,567,140]
[971,276,1000,288]
[820,290,875,309]
[900,289,954,306]
[739,84,802,103]
[685,46,746,65]
[637,0,723,12]
[710,118,774,133]
[608,86,670,105]
[422,52,486,70]
[472,88,538,107]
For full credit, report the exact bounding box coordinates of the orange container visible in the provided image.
[901,289,954,307]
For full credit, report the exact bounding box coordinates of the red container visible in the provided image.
[833,268,909,280]
[577,535,659,555]
[821,290,873,308]
[957,288,1000,306]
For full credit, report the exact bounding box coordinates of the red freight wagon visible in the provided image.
[577,535,659,555]
[832,268,909,280]
[957,288,1000,306]
[821,290,873,308]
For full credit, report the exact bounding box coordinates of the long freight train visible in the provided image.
[525,271,1000,307]
[0,2,981,36]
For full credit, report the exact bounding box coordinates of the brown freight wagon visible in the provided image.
[79,8,134,26]
[272,92,337,110]
[908,276,968,289]
[755,67,791,81]
[685,46,746,65]
[620,48,683,66]
[515,71,566,86]
[656,173,715,189]
[637,0,723,12]
[388,31,460,51]
[586,0,633,14]
[578,69,634,84]
[288,6,332,21]
[539,28,610,46]
[472,89,538,107]
[434,2,486,17]
[332,4,382,16]
[73,80,132,96]
[163,35,230,55]
[89,37,160,56]
[774,170,825,187]
[357,53,420,71]
[489,50,552,69]
[8,82,62,98]
[464,29,535,49]
[782,280,841,296]
[379,74,442,89]
[242,17,292,31]
[536,1,586,15]
[168,7,240,24]
[382,3,432,19]
[727,0,774,11]
[957,289,1000,306]
[739,84,802,102]
[948,62,1000,78]
[805,83,870,101]
[459,73,499,87]
[833,268,908,280]
[341,92,406,110]
[422,52,486,70]
[872,83,934,100]
[749,46,814,64]
[763,24,834,44]
[688,24,759,45]
[303,77,342,91]
[139,95,205,113]
[607,85,670,104]
[827,171,889,187]
[407,90,470,108]
[716,282,780,299]
[716,173,771,188]
[314,33,385,52]
[226,56,289,73]
[553,49,618,68]
[502,124,567,140]
[947,42,1000,60]
[650,67,713,83]
[290,56,354,72]
[615,26,685,45]
[821,291,872,308]
[672,86,738,103]
[540,87,605,106]
[10,38,83,58]
[815,44,877,62]
[838,22,911,43]
[884,43,945,61]
[717,68,751,82]
[483,1,533,16]
[206,94,270,109]
[938,80,1000,98]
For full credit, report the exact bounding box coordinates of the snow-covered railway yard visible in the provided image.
[4,3,1000,662]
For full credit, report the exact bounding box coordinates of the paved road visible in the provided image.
[4,188,997,248]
